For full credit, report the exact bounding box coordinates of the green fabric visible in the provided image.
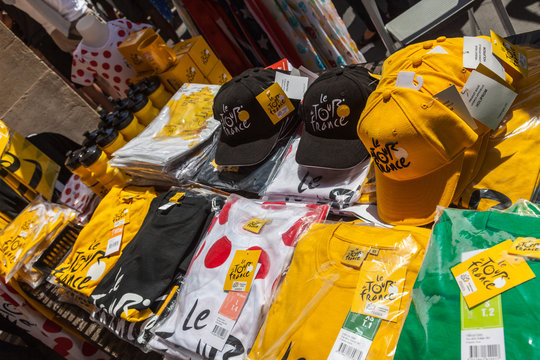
[394,207,540,359]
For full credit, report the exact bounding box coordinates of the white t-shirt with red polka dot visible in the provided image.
[71,19,150,98]
[149,194,328,360]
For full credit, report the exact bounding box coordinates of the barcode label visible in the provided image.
[468,344,501,359]
[276,105,290,119]
[327,327,371,360]
[211,325,228,340]
[337,343,363,360]
[203,314,235,351]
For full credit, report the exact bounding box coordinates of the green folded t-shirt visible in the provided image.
[395,207,540,360]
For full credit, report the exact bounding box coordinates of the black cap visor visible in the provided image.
[296,130,369,169]
[215,131,280,167]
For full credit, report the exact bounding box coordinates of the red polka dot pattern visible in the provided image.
[118,30,126,37]
[114,65,123,72]
[113,76,121,83]
[103,50,112,58]
[102,63,110,70]
[247,246,270,280]
[204,236,231,268]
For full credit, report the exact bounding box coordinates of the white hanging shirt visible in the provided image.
[264,137,370,208]
[71,19,150,98]
[149,194,328,360]
[44,0,87,22]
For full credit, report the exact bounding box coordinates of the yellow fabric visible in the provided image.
[248,222,430,360]
[357,36,510,225]
[458,47,540,210]
[0,198,76,282]
[52,186,157,297]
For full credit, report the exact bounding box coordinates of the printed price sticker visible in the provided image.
[204,291,248,351]
[223,250,261,292]
[327,311,380,360]
[341,245,370,269]
[508,237,540,259]
[491,30,527,78]
[243,218,270,234]
[105,225,123,257]
[451,240,536,308]
[256,83,295,125]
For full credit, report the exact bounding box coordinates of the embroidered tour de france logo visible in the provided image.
[219,104,251,136]
[369,138,410,173]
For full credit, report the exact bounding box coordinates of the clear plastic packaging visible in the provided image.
[248,221,430,360]
[457,46,540,211]
[148,194,329,359]
[0,197,77,285]
[191,130,291,196]
[110,84,221,180]
[263,136,370,209]
[394,205,540,360]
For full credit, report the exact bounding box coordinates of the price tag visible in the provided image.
[451,240,536,308]
[460,249,506,360]
[105,225,123,257]
[242,218,270,234]
[327,311,380,360]
[491,30,527,78]
[274,72,309,100]
[223,250,261,292]
[203,291,248,351]
[508,237,540,259]
[256,83,295,125]
[462,36,506,80]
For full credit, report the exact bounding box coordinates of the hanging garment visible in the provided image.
[71,19,150,98]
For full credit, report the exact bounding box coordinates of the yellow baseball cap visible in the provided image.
[358,87,478,225]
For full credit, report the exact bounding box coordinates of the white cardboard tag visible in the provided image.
[434,85,477,129]
[274,72,309,100]
[395,71,423,90]
[463,37,506,80]
[427,45,449,54]
[298,65,319,86]
[460,70,517,129]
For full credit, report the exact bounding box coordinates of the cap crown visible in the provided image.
[300,65,375,141]
[359,88,478,181]
[213,68,284,146]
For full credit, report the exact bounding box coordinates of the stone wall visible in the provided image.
[0,22,98,143]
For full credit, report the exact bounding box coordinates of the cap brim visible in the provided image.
[296,130,370,169]
[376,152,465,226]
[215,131,280,167]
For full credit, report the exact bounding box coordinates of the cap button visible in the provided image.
[412,55,423,67]
[382,90,392,101]
[336,68,344,75]
[423,41,433,49]
[436,36,446,42]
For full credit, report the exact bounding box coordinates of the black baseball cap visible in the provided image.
[214,67,299,166]
[296,64,376,169]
